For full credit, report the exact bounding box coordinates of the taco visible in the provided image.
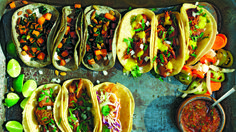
[94,82,135,132]
[82,5,121,71]
[22,84,63,132]
[60,78,101,132]
[180,3,217,65]
[52,6,83,71]
[116,8,155,73]
[12,3,60,67]
[154,11,186,77]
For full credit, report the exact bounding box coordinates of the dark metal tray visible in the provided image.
[0,1,235,132]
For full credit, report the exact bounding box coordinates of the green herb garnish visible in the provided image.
[101,105,110,116]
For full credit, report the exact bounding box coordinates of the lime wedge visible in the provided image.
[22,80,37,97]
[7,59,21,78]
[6,41,17,57]
[20,98,29,109]
[13,74,24,92]
[4,93,20,107]
[5,121,23,132]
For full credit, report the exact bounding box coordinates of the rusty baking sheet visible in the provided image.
[0,1,235,132]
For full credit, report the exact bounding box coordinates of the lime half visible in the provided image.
[20,98,29,109]
[13,74,24,92]
[7,59,21,78]
[4,93,20,107]
[22,80,37,97]
[6,41,17,57]
[5,121,23,132]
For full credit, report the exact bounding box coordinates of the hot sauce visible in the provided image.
[181,100,221,132]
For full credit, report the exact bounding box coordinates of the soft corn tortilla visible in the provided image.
[93,82,135,132]
[60,78,101,132]
[116,8,155,73]
[154,12,186,76]
[22,84,63,132]
[52,6,83,71]
[82,5,121,71]
[180,3,217,65]
[11,3,60,67]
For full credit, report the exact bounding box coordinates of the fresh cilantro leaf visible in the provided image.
[191,53,197,58]
[151,8,157,11]
[150,69,163,82]
[131,65,142,78]
[102,105,110,116]
[152,56,157,63]
[159,54,165,63]
[102,125,110,132]
[58,118,62,125]
[167,52,171,57]
[142,19,145,30]
[134,28,142,32]
[144,44,148,51]
[197,5,204,8]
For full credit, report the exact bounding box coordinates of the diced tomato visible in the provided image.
[37,52,45,60]
[57,42,63,48]
[43,13,52,21]
[67,17,72,23]
[38,16,45,25]
[37,37,44,45]
[100,49,107,57]
[88,59,95,65]
[60,59,66,66]
[31,47,37,53]
[61,50,69,57]
[65,26,70,35]
[22,45,29,51]
[182,65,192,75]
[69,31,76,38]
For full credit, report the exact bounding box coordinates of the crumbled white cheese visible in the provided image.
[54,52,60,61]
[139,67,143,71]
[22,54,31,62]
[51,78,61,83]
[47,106,52,110]
[54,86,58,90]
[104,56,107,60]
[96,80,100,84]
[73,114,76,118]
[38,70,43,75]
[146,21,150,27]
[46,130,49,132]
[103,70,108,76]
[50,125,55,128]
[107,52,112,60]
[144,56,150,62]
[195,2,199,6]
[140,44,144,49]
[166,72,170,76]
[65,58,71,63]
[130,50,135,56]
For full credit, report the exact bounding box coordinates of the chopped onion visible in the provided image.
[192,12,200,17]
[146,21,150,26]
[165,40,172,45]
[179,83,203,98]
[195,2,199,5]
[130,50,135,56]
[221,68,235,73]
[144,56,150,62]
[206,70,212,95]
[140,44,144,49]
[47,106,52,110]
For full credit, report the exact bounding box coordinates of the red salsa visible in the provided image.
[181,100,221,132]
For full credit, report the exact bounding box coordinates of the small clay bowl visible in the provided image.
[177,95,225,132]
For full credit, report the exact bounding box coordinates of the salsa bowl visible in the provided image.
[177,95,225,132]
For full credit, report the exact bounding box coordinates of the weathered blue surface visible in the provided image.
[0,1,235,132]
